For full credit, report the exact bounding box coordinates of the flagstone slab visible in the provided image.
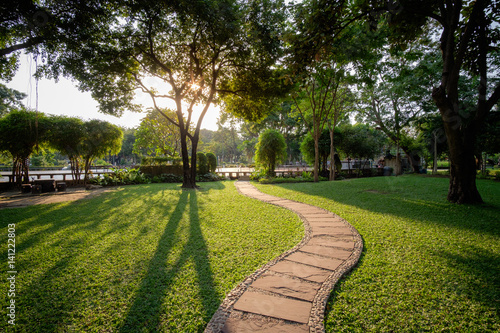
[233,292,312,324]
[251,274,321,301]
[308,236,355,250]
[300,213,335,218]
[286,251,343,271]
[300,244,353,260]
[222,317,309,333]
[308,221,346,227]
[310,228,353,237]
[306,217,342,222]
[270,260,331,284]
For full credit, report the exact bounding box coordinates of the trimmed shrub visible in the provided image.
[206,152,217,173]
[197,152,209,175]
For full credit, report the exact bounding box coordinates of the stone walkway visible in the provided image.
[205,181,363,333]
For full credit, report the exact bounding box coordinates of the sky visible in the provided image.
[2,54,221,131]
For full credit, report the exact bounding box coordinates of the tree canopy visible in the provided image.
[0,108,49,184]
[26,0,286,188]
[255,128,287,176]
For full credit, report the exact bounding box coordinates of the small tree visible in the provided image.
[206,152,217,173]
[47,115,85,183]
[80,120,123,184]
[300,129,333,177]
[301,127,343,177]
[255,129,287,177]
[0,109,49,185]
[339,124,385,176]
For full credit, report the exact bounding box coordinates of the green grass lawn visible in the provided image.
[0,182,303,332]
[255,175,500,332]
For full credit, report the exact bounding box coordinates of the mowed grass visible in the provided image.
[0,181,303,332]
[255,175,500,332]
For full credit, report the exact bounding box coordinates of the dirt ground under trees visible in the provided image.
[0,186,113,209]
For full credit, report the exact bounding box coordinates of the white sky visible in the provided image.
[2,54,220,130]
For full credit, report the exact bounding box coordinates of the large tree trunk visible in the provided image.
[188,135,200,189]
[180,128,197,189]
[433,86,483,204]
[445,123,482,204]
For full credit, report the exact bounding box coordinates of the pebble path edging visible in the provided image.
[205,181,363,333]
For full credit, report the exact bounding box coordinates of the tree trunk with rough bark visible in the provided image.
[313,135,320,182]
[329,127,335,181]
[180,127,197,189]
[432,86,483,204]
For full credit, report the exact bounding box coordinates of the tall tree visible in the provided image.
[382,0,500,203]
[291,65,346,182]
[288,0,500,203]
[37,0,285,188]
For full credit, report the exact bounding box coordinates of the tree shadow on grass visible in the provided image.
[0,183,222,332]
[435,244,500,312]
[119,189,219,332]
[269,177,500,237]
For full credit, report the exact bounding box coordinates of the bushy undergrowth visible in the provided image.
[89,168,226,186]
[196,173,227,182]
[252,169,328,184]
[89,168,149,186]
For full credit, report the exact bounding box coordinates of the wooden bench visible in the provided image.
[33,179,56,193]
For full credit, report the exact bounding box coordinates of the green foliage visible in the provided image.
[46,115,86,181]
[0,108,50,183]
[118,128,139,164]
[31,0,287,189]
[141,156,182,166]
[250,168,268,181]
[196,152,209,175]
[89,168,149,186]
[0,83,26,116]
[133,108,181,158]
[80,119,123,183]
[338,123,385,160]
[300,128,341,172]
[196,173,227,182]
[255,128,287,176]
[0,109,48,159]
[206,152,217,173]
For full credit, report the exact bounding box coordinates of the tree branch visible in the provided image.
[0,37,45,57]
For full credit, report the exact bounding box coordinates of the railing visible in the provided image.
[0,171,115,183]
[1,161,376,183]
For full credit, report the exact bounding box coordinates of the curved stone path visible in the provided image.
[205,181,363,333]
